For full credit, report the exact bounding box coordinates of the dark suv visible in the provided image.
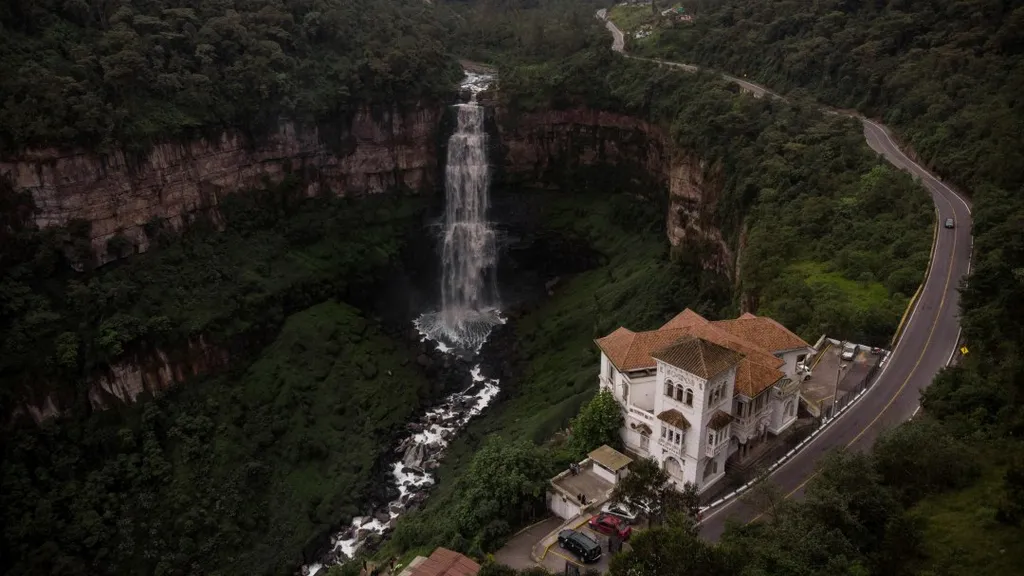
[557,529,602,563]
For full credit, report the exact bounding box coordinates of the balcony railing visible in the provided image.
[659,438,683,455]
[628,406,655,422]
[705,440,725,458]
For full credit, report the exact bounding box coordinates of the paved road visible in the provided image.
[597,10,974,539]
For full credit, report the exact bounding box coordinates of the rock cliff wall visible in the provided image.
[494,107,733,274]
[6,103,733,423]
[0,105,441,265]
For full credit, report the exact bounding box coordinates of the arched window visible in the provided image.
[665,381,674,397]
[675,386,683,402]
[785,400,795,417]
[685,388,694,406]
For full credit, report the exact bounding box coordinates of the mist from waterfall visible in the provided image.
[417,76,502,352]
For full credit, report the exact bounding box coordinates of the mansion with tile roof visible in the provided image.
[595,309,813,493]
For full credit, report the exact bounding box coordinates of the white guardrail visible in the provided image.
[697,350,891,515]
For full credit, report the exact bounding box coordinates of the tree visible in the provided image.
[568,389,624,457]
[610,457,696,525]
[452,436,553,548]
[609,513,733,576]
[872,417,977,504]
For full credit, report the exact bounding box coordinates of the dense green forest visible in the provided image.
[600,1,1024,573]
[0,0,462,150]
[0,179,451,574]
[2,299,443,576]
[2,0,1019,574]
[501,40,932,345]
[0,176,429,413]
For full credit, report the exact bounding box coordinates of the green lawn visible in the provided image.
[912,445,1024,576]
[608,5,657,34]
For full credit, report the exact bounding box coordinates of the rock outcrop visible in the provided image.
[13,336,229,423]
[494,107,733,274]
[0,105,441,265]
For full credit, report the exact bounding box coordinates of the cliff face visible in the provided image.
[6,103,733,422]
[494,107,733,274]
[12,336,230,423]
[0,105,441,265]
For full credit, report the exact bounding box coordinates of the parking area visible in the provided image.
[494,514,630,575]
[799,340,881,417]
[539,516,624,574]
[494,517,562,571]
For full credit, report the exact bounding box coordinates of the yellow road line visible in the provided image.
[538,516,592,561]
[746,193,959,525]
[891,213,938,347]
[810,343,831,369]
[548,550,583,567]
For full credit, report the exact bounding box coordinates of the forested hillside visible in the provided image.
[0,0,461,150]
[604,1,1024,573]
[628,0,1024,418]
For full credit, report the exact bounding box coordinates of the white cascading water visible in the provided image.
[416,77,503,352]
[304,73,503,576]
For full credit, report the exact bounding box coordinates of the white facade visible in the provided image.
[598,324,813,494]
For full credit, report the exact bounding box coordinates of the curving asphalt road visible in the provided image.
[596,10,974,539]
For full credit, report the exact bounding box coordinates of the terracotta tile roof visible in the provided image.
[596,327,694,371]
[409,548,480,576]
[734,358,785,398]
[711,315,810,352]
[589,445,633,471]
[657,408,691,429]
[651,336,743,379]
[707,410,733,430]
[678,321,784,370]
[661,308,708,330]
[596,309,800,400]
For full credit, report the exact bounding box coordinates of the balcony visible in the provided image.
[628,406,655,423]
[705,440,726,458]
[659,438,683,456]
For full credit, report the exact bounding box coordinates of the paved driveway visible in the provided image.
[494,516,629,574]
[493,517,562,571]
[541,522,623,575]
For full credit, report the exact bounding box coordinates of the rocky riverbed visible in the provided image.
[304,362,499,575]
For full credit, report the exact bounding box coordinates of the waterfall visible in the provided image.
[304,74,505,575]
[416,75,502,352]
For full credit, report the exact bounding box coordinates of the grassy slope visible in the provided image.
[911,444,1024,576]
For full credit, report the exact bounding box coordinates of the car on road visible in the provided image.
[945,217,955,229]
[557,529,602,563]
[601,501,639,524]
[588,513,632,540]
[841,342,858,361]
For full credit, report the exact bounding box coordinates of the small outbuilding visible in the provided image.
[588,445,633,484]
[546,445,632,520]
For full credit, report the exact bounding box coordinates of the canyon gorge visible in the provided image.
[2,95,734,422]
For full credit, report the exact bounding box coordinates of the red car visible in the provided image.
[588,512,632,540]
